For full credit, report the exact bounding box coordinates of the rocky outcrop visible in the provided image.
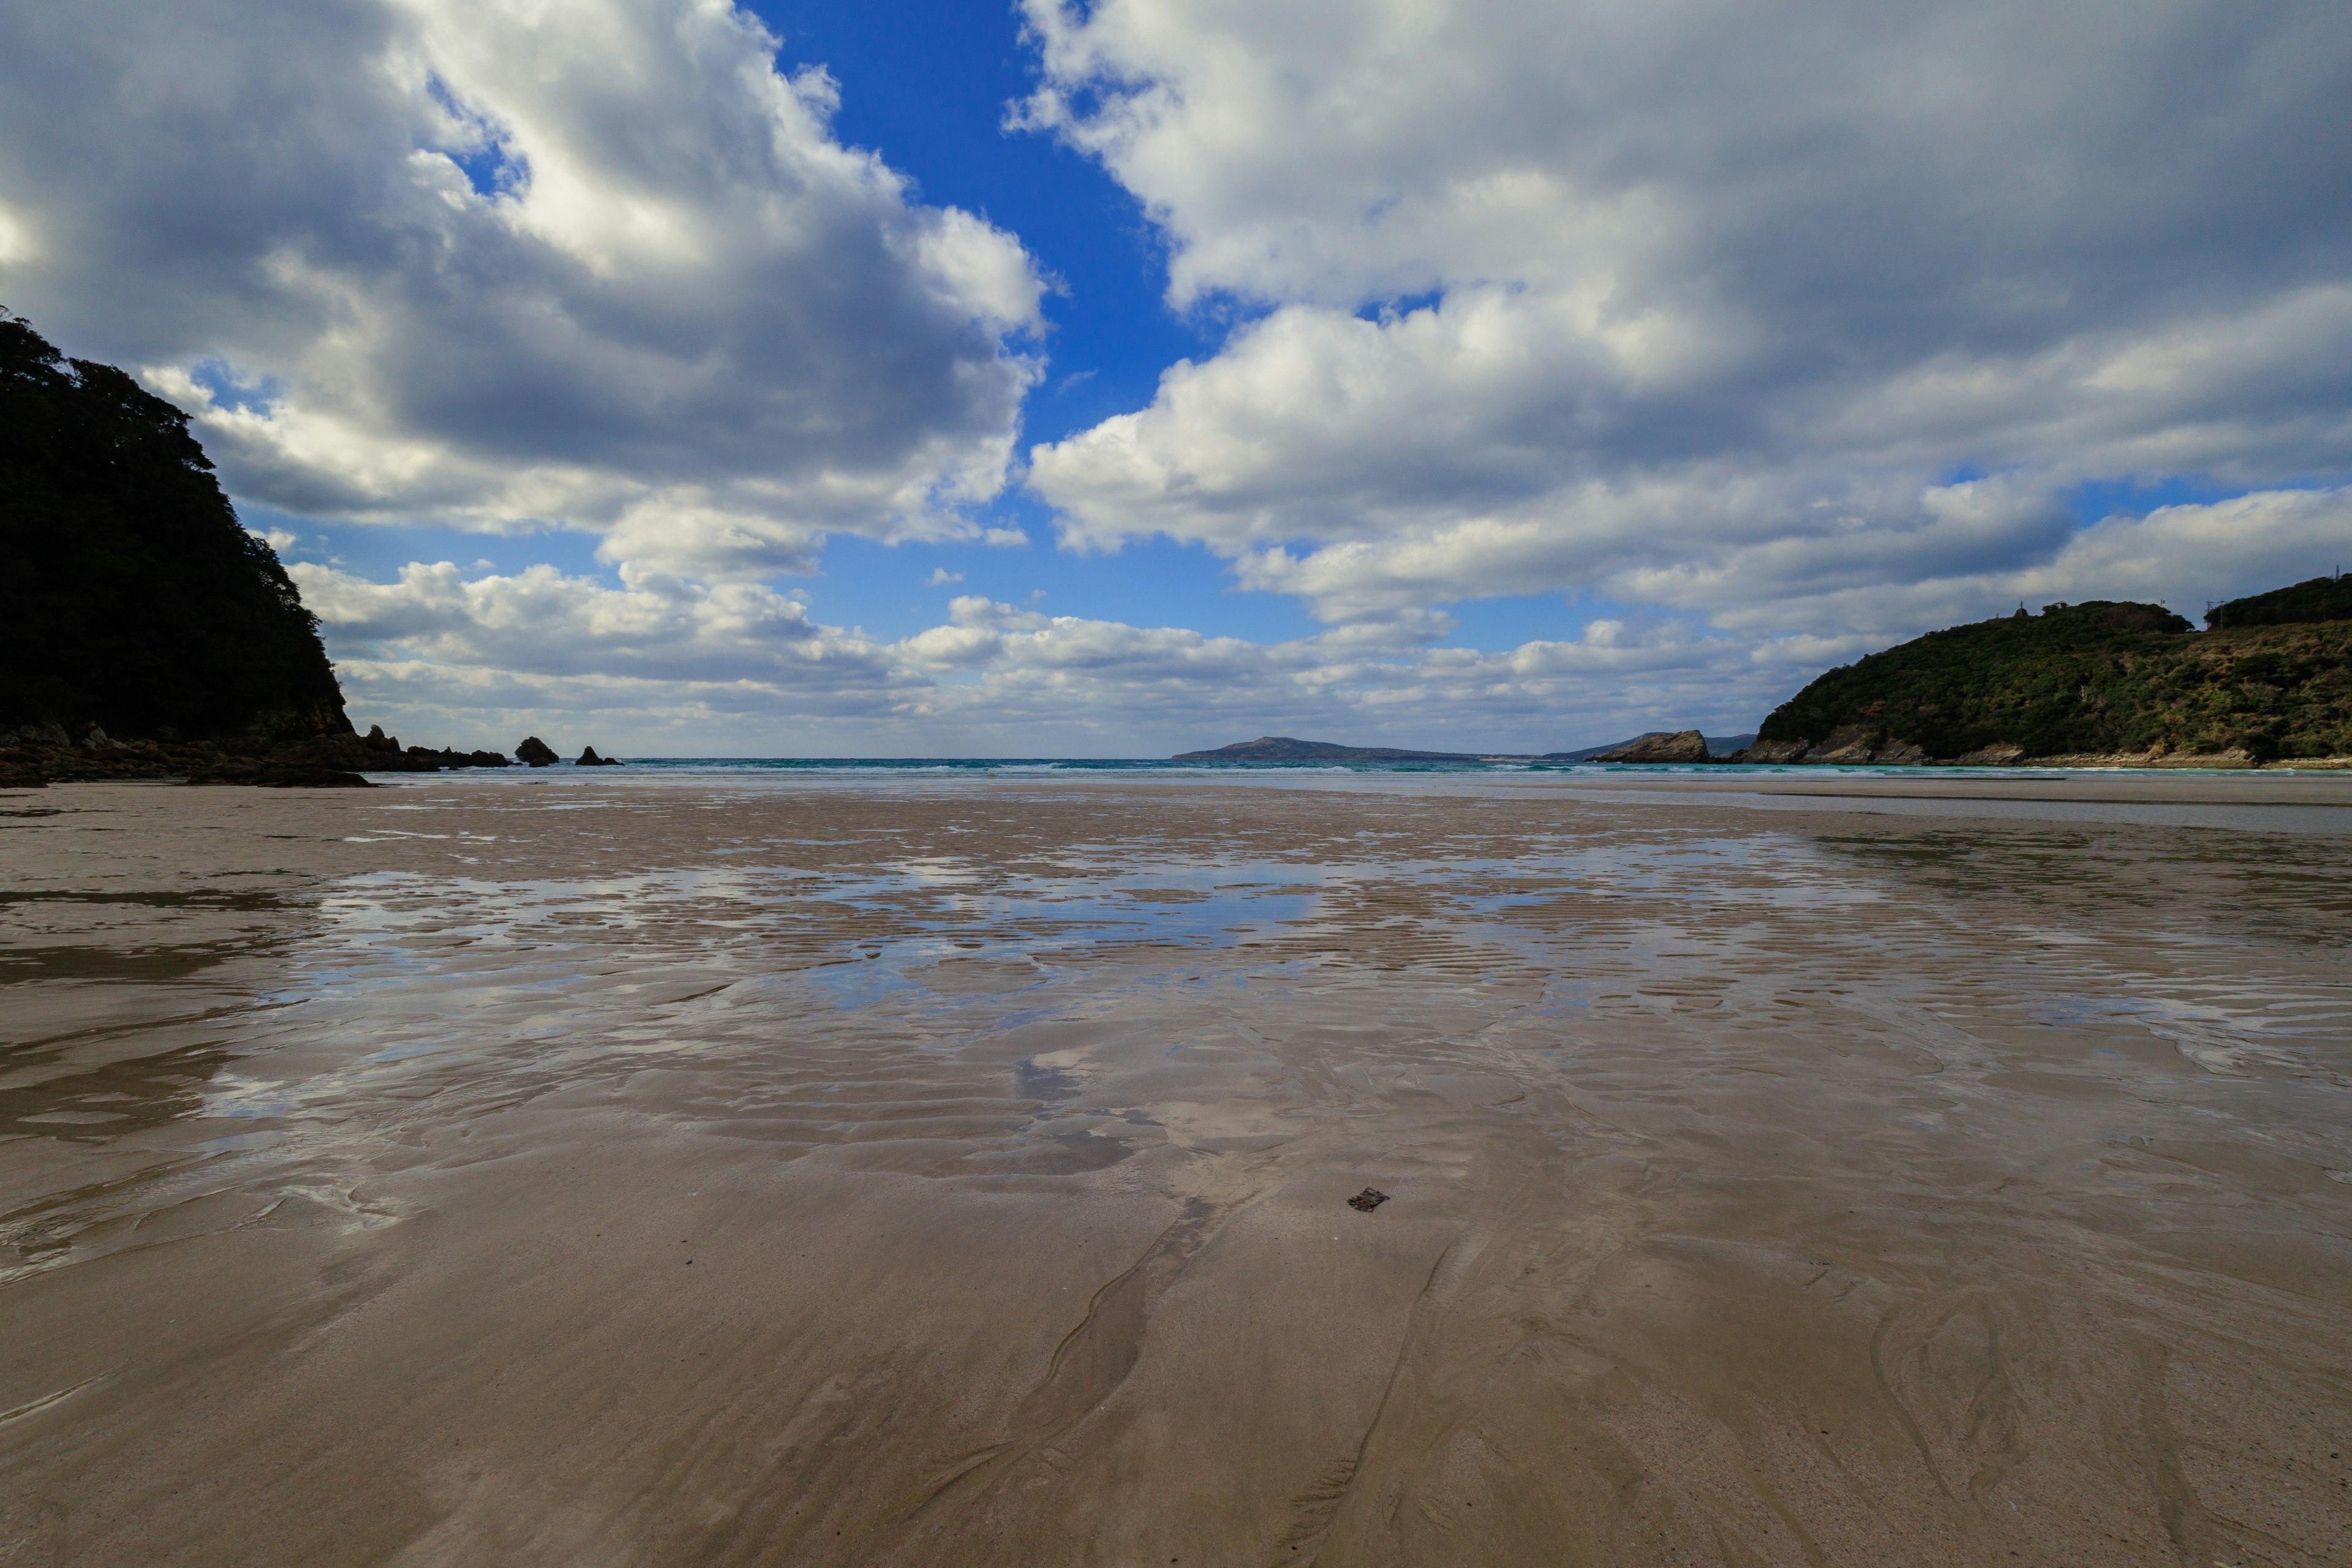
[185,757,374,788]
[0,755,50,789]
[1799,726,1876,764]
[0,733,358,787]
[260,725,511,774]
[2029,748,2258,769]
[1595,729,1714,764]
[0,722,513,790]
[1727,732,1931,764]
[516,736,560,767]
[1730,737,1809,764]
[577,746,622,766]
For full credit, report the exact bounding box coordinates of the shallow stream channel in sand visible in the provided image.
[4,770,2351,1565]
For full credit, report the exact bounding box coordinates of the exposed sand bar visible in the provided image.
[3,772,2350,1565]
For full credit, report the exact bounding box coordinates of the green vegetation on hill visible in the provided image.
[1754,597,2352,761]
[1,313,348,741]
[2206,573,2352,630]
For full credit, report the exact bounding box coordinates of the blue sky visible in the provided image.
[2,0,2347,753]
[753,0,1203,446]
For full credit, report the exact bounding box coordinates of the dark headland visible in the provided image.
[0,314,614,786]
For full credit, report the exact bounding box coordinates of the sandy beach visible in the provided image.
[4,770,2351,1566]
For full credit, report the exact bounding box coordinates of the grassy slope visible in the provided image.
[1756,601,2352,760]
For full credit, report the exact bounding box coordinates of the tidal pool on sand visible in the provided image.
[3,771,2351,1565]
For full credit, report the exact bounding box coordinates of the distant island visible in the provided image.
[1172,736,1486,763]
[1733,579,2352,766]
[1171,732,1757,764]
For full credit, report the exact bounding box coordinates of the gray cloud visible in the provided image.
[9,0,2343,750]
[1022,0,2352,630]
[294,489,2339,752]
[0,0,1045,579]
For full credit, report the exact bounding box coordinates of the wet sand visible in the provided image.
[4,772,2351,1566]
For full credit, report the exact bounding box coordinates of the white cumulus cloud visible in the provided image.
[0,0,1046,581]
[290,492,2342,752]
[1020,0,2352,630]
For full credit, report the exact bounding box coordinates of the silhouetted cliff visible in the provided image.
[2205,573,2352,631]
[1,314,348,743]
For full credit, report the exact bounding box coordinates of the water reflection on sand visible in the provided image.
[3,772,2350,1566]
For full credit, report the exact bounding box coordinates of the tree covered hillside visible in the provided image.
[1754,593,2352,761]
[1,314,349,741]
[2205,572,2352,630]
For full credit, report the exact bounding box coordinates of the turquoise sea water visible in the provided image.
[585,755,2284,779]
[467,755,2352,835]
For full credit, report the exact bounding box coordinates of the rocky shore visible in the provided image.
[1726,725,2352,768]
[0,723,634,788]
[0,723,518,790]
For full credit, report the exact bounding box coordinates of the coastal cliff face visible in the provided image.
[2,315,351,744]
[1741,590,2352,764]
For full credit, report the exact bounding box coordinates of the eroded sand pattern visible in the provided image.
[4,773,2351,1565]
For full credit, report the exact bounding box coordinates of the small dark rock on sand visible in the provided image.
[1346,1188,1389,1212]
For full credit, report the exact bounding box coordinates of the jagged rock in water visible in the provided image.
[515,736,559,767]
[1596,729,1714,764]
[577,746,622,766]
[1,313,350,745]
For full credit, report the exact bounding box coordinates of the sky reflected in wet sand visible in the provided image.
[4,773,2350,1565]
